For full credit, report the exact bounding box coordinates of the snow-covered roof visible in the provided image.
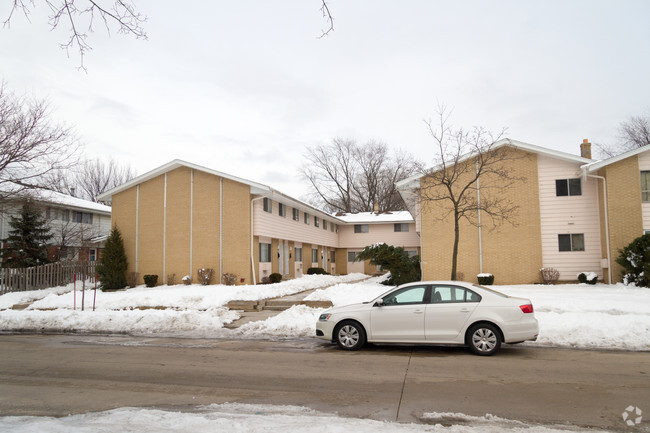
[1,185,111,214]
[334,211,413,224]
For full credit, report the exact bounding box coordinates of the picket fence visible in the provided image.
[0,261,97,294]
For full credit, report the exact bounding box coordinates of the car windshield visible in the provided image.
[473,284,509,298]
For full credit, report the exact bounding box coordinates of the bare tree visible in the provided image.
[3,0,147,69]
[419,106,524,280]
[0,83,80,200]
[319,0,334,37]
[46,209,101,261]
[44,157,136,202]
[302,138,420,213]
[596,114,650,158]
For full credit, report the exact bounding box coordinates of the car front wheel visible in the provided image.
[335,321,366,351]
[468,323,501,356]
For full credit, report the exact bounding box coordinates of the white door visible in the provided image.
[425,285,479,341]
[369,285,428,341]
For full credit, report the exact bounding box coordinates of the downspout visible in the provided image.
[163,173,167,280]
[476,159,483,273]
[219,177,223,281]
[189,170,194,278]
[587,174,612,284]
[250,196,265,285]
[135,185,140,274]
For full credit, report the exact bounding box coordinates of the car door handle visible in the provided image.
[413,310,423,314]
[460,308,471,313]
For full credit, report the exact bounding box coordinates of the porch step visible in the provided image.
[264,299,333,310]
[224,300,266,312]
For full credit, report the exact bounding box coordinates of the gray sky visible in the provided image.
[1,1,649,199]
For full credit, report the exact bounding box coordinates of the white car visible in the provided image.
[316,281,539,356]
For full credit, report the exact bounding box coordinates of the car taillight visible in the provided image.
[519,304,534,314]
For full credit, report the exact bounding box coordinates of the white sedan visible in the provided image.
[315,281,539,356]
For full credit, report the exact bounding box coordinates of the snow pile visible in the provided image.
[0,403,611,433]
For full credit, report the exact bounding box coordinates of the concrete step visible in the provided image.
[224,300,266,312]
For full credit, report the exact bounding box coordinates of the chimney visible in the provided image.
[580,139,592,159]
[373,202,379,213]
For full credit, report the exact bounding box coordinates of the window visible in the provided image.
[382,286,427,306]
[263,198,272,213]
[555,178,582,196]
[89,249,97,262]
[259,243,272,262]
[354,224,369,233]
[292,208,300,221]
[72,211,93,224]
[558,233,585,252]
[431,285,481,303]
[347,251,359,262]
[331,223,335,232]
[641,171,650,202]
[304,212,310,224]
[278,203,286,217]
[323,220,328,230]
[314,216,319,227]
[312,248,318,263]
[330,251,335,263]
[406,250,418,258]
[295,247,302,262]
[394,223,409,232]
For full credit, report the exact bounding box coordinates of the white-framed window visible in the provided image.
[555,178,582,196]
[405,250,418,258]
[330,251,336,263]
[295,247,302,262]
[292,208,300,221]
[259,243,272,262]
[89,248,97,262]
[641,171,650,202]
[331,223,335,232]
[394,223,409,232]
[304,212,310,224]
[354,224,369,233]
[312,248,319,263]
[347,251,359,262]
[323,220,328,230]
[263,198,272,213]
[314,216,320,227]
[72,211,93,224]
[278,203,286,217]
[558,233,584,252]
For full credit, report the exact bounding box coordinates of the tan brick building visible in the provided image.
[397,139,650,284]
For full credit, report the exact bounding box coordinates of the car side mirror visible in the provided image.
[375,298,384,307]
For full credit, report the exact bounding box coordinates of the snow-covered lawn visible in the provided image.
[1,274,649,350]
[0,403,612,433]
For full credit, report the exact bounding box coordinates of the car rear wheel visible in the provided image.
[335,321,366,351]
[468,323,501,356]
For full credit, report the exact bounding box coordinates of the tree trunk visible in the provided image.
[451,211,460,280]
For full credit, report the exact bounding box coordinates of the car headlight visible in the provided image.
[318,313,332,321]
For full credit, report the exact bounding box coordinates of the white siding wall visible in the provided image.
[638,152,650,231]
[337,222,420,249]
[538,156,603,280]
[253,200,339,247]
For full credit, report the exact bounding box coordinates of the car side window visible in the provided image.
[431,286,482,303]
[382,286,427,306]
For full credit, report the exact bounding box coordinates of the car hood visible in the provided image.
[325,301,374,314]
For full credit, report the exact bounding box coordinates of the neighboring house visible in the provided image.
[97,160,419,285]
[0,188,112,263]
[397,139,650,284]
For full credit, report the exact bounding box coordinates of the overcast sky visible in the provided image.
[1,1,649,199]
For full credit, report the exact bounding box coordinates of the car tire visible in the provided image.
[334,321,366,351]
[467,323,501,356]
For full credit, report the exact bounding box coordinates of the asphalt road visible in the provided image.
[0,334,648,431]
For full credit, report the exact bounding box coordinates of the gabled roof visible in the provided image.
[396,138,592,190]
[335,211,414,224]
[96,159,347,223]
[1,184,111,214]
[582,145,650,173]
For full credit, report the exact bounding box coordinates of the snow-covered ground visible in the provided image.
[1,274,649,350]
[0,403,614,433]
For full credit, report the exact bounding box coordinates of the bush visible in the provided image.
[477,273,494,285]
[540,268,559,285]
[197,268,214,285]
[354,243,420,286]
[577,272,598,285]
[182,275,192,285]
[97,227,128,291]
[126,271,139,288]
[307,267,328,275]
[143,274,158,287]
[261,276,271,284]
[269,273,283,283]
[222,273,237,285]
[616,233,650,287]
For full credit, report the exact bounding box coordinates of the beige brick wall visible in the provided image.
[137,176,165,283]
[111,187,137,275]
[165,167,192,283]
[221,178,252,284]
[599,156,643,282]
[419,148,543,284]
[192,170,221,282]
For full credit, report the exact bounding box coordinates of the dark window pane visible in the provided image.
[569,178,582,196]
[558,234,571,251]
[555,179,568,196]
[571,233,585,251]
